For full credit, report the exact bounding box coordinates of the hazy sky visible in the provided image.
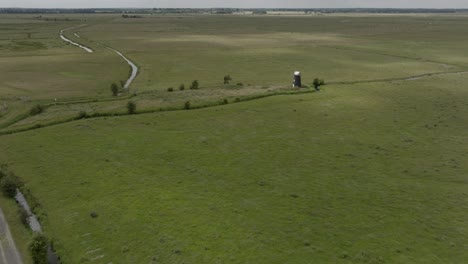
[2,0,468,9]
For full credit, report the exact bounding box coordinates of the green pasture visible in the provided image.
[0,13,467,263]
[2,14,468,131]
[1,73,467,263]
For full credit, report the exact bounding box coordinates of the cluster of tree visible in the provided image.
[122,14,142,18]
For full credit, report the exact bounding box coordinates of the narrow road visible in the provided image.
[105,47,138,89]
[59,26,139,89]
[60,29,93,53]
[0,208,23,264]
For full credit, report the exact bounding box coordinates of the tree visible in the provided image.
[0,173,22,198]
[179,84,185,91]
[127,102,136,114]
[184,101,191,110]
[190,80,199,90]
[111,83,119,96]
[313,78,325,90]
[223,75,232,85]
[29,234,48,264]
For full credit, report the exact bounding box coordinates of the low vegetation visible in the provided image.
[127,101,137,114]
[313,78,325,90]
[111,83,119,96]
[223,75,232,84]
[29,105,44,116]
[29,234,49,264]
[0,169,22,198]
[190,80,199,90]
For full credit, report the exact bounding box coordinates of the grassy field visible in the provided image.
[2,14,468,132]
[0,13,467,263]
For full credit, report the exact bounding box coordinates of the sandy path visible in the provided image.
[60,29,93,53]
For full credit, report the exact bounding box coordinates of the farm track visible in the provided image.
[328,70,468,85]
[0,25,139,131]
[321,45,462,68]
[60,30,93,53]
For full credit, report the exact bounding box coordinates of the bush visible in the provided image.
[19,207,30,228]
[0,167,6,180]
[179,84,185,91]
[222,99,228,105]
[127,101,136,114]
[236,82,243,86]
[29,234,48,264]
[30,105,44,116]
[111,83,119,96]
[313,78,325,90]
[224,75,232,84]
[0,173,22,198]
[120,80,126,88]
[77,111,88,119]
[190,80,199,90]
[184,101,191,110]
[167,87,174,92]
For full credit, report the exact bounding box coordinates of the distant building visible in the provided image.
[293,71,302,88]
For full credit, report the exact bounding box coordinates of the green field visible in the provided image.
[0,13,467,263]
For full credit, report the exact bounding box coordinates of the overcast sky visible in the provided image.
[2,0,468,9]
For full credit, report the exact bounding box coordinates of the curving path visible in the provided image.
[60,29,93,53]
[59,26,139,90]
[104,46,138,89]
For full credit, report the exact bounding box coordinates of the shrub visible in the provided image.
[313,78,325,90]
[0,167,6,180]
[0,173,22,198]
[111,83,119,96]
[184,101,191,110]
[235,98,241,102]
[120,80,126,88]
[29,234,48,264]
[222,99,228,105]
[167,87,174,92]
[224,75,232,84]
[127,101,136,114]
[77,111,88,119]
[30,104,44,116]
[236,82,243,86]
[190,80,199,90]
[19,207,30,228]
[179,84,185,91]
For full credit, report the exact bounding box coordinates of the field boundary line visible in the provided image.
[328,70,468,85]
[0,89,314,136]
[320,45,462,68]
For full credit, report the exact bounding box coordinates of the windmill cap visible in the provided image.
[294,71,301,76]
